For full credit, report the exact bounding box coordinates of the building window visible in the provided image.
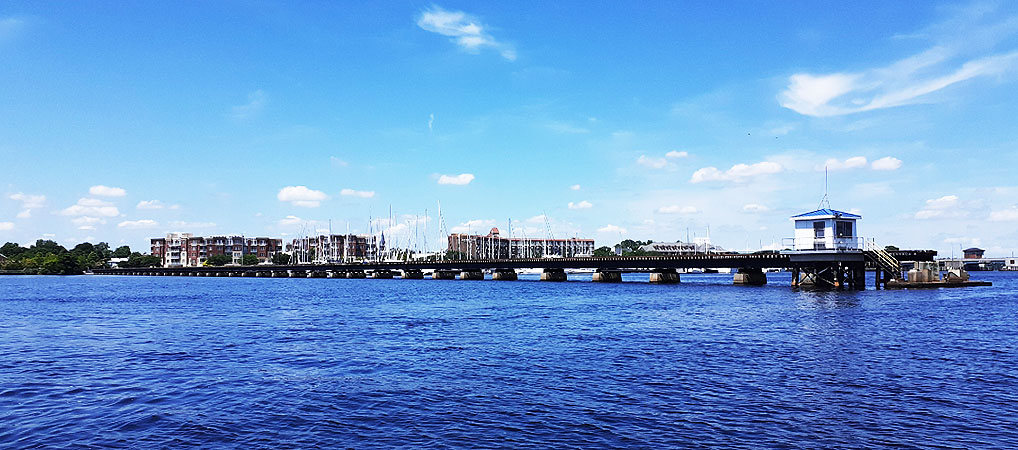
[835,221,853,238]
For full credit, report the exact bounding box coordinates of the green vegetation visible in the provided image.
[614,239,659,257]
[242,254,260,265]
[204,254,232,266]
[112,245,132,258]
[593,246,614,257]
[120,253,161,268]
[271,253,290,265]
[884,245,900,252]
[0,240,115,274]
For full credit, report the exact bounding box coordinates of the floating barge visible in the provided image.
[885,279,992,289]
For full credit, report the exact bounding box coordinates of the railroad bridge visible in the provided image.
[93,250,935,290]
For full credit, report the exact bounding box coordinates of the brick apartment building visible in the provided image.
[151,233,282,267]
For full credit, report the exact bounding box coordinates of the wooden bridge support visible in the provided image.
[541,269,567,281]
[649,269,680,284]
[432,270,457,280]
[402,269,425,279]
[733,268,767,286]
[591,270,622,283]
[491,270,518,281]
[794,262,865,290]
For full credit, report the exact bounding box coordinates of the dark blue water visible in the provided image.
[2,272,1017,449]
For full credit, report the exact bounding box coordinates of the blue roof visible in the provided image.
[791,208,861,219]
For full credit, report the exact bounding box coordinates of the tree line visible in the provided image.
[0,240,159,274]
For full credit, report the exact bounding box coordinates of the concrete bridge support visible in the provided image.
[541,269,567,282]
[309,271,327,278]
[460,270,484,280]
[592,270,622,283]
[289,270,307,278]
[649,269,680,284]
[370,270,394,279]
[733,268,767,286]
[256,271,270,277]
[401,269,425,279]
[271,271,288,278]
[347,271,366,279]
[327,271,345,278]
[492,270,518,280]
[432,270,457,280]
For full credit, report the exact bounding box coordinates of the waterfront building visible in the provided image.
[638,240,725,255]
[151,233,282,267]
[789,208,861,251]
[963,247,985,259]
[287,234,383,264]
[448,228,595,259]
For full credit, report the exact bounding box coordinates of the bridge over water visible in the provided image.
[94,250,936,290]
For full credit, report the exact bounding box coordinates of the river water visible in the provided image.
[2,272,1017,448]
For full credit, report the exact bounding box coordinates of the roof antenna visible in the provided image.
[817,165,831,210]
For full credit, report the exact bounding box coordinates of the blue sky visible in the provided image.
[3,1,1018,256]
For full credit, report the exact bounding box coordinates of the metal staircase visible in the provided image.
[864,240,902,283]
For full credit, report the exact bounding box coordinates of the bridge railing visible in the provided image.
[781,236,865,252]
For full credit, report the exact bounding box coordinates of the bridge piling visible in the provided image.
[541,269,567,281]
[649,269,680,284]
[591,270,622,283]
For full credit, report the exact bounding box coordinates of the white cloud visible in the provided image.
[137,200,179,210]
[451,219,496,234]
[779,44,1018,117]
[636,155,669,169]
[665,150,689,159]
[569,184,581,191]
[597,224,627,234]
[568,200,593,210]
[16,209,31,218]
[340,188,376,199]
[330,156,349,168]
[989,207,1018,222]
[546,121,589,134]
[89,185,126,197]
[0,221,13,231]
[915,195,964,219]
[525,214,546,224]
[277,186,328,208]
[231,90,267,120]
[278,215,303,227]
[437,173,475,185]
[741,204,770,213]
[428,113,434,131]
[0,16,28,43]
[168,221,216,229]
[690,161,783,183]
[8,192,46,209]
[77,225,96,231]
[72,216,104,226]
[871,156,903,171]
[60,198,120,217]
[117,219,158,229]
[818,156,868,171]
[416,6,516,61]
[657,205,698,214]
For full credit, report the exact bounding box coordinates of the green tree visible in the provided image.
[112,246,132,258]
[1,242,27,258]
[271,253,290,265]
[205,254,232,266]
[241,254,259,265]
[884,245,900,252]
[593,246,614,257]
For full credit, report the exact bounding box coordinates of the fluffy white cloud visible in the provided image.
[871,156,903,171]
[597,224,627,234]
[60,198,120,217]
[568,200,593,210]
[438,173,475,185]
[72,216,104,226]
[417,6,516,60]
[277,186,328,208]
[136,200,179,210]
[665,150,689,159]
[77,225,96,231]
[340,188,376,198]
[89,185,126,197]
[451,219,496,234]
[8,192,46,209]
[637,155,669,169]
[690,161,783,183]
[16,210,30,219]
[278,215,303,226]
[570,184,581,191]
[818,156,867,171]
[915,195,963,219]
[117,219,158,229]
[742,204,770,213]
[657,205,698,214]
[989,207,1018,222]
[0,221,13,231]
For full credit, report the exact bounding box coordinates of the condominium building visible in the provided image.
[448,228,595,259]
[287,234,383,264]
[151,233,282,267]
